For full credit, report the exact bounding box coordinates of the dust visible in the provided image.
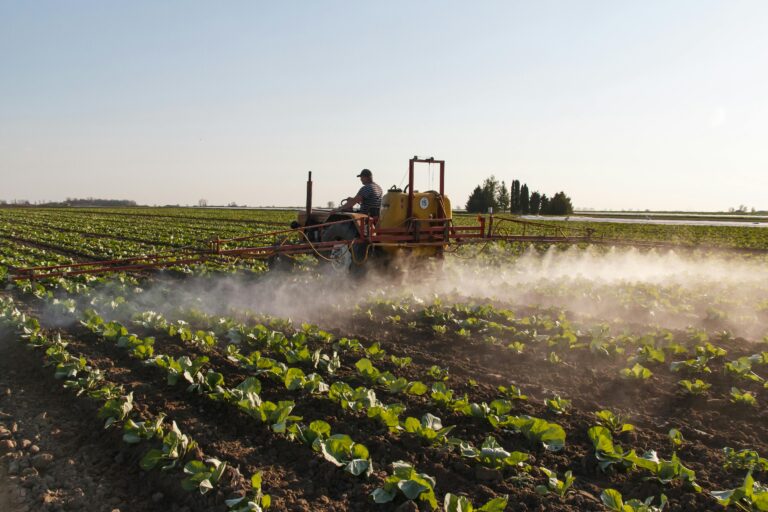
[426,246,768,340]
[75,246,768,341]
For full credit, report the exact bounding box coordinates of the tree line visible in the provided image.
[465,176,574,215]
[0,198,138,207]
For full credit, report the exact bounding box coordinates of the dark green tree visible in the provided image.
[496,181,510,212]
[465,186,485,213]
[539,194,550,214]
[529,191,541,215]
[548,192,574,215]
[465,176,500,213]
[511,180,520,213]
[520,184,530,214]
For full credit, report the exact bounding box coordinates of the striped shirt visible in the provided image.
[357,182,382,214]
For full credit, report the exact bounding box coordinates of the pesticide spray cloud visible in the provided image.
[112,246,768,341]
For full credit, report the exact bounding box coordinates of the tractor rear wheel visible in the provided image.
[321,222,358,273]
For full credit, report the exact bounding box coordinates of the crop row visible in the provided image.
[48,296,536,509]
[0,297,273,511]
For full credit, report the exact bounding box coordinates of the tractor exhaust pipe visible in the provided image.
[305,171,313,226]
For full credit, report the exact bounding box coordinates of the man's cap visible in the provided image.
[357,169,372,178]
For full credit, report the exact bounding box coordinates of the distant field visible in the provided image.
[573,211,768,222]
[2,208,768,267]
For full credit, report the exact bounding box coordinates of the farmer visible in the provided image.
[343,169,382,217]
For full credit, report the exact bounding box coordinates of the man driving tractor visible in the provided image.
[343,169,382,217]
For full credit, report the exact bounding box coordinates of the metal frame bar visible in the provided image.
[407,156,445,219]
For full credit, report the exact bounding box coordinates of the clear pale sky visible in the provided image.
[1,1,766,211]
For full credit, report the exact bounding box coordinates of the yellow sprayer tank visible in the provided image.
[379,189,452,257]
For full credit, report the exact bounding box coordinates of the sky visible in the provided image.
[1,1,767,211]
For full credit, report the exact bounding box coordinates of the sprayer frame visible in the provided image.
[11,156,603,280]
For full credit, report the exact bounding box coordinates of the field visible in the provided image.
[1,207,768,512]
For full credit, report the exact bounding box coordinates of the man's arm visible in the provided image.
[342,187,366,211]
[341,194,363,211]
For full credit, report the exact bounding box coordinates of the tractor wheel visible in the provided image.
[321,222,358,273]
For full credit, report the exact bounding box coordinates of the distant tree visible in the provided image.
[511,180,521,213]
[327,201,335,209]
[465,186,485,213]
[228,202,238,207]
[496,181,510,212]
[465,176,500,213]
[198,198,208,207]
[539,194,550,214]
[520,184,530,214]
[548,192,574,215]
[0,200,6,205]
[529,192,541,215]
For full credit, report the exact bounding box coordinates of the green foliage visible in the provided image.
[123,413,166,444]
[443,493,509,512]
[625,451,702,491]
[595,410,635,435]
[678,379,711,396]
[355,357,382,384]
[404,413,456,445]
[545,395,571,415]
[390,354,412,368]
[182,458,227,494]
[140,421,198,471]
[535,467,575,498]
[670,355,712,375]
[731,387,758,407]
[543,191,574,215]
[600,489,668,512]
[725,357,765,384]
[668,428,684,449]
[294,419,331,446]
[406,381,429,396]
[97,393,134,429]
[428,365,450,381]
[316,434,373,477]
[117,334,155,359]
[368,403,405,432]
[590,427,700,489]
[225,472,271,511]
[466,176,501,214]
[458,436,529,470]
[697,342,727,359]
[723,447,768,473]
[712,471,768,510]
[489,415,566,452]
[61,363,101,393]
[245,400,300,433]
[154,355,209,387]
[328,382,380,411]
[588,426,633,472]
[620,363,653,380]
[547,351,563,364]
[634,345,665,365]
[371,461,437,509]
[498,384,527,401]
[283,367,328,393]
